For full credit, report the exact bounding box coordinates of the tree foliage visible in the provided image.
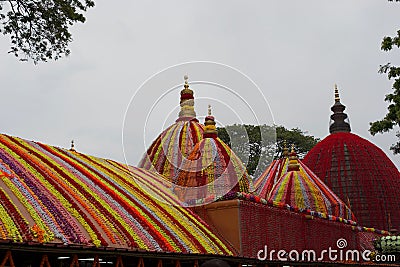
[0,0,94,63]
[369,26,400,154]
[217,124,320,177]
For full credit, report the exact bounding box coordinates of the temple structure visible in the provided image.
[138,75,204,183]
[175,106,253,205]
[303,86,400,232]
[0,78,398,266]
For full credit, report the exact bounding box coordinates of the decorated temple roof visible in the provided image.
[256,145,355,220]
[0,133,234,255]
[253,142,290,198]
[174,107,253,205]
[303,86,400,231]
[304,132,400,230]
[138,76,204,182]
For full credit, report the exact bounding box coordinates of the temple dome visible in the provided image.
[175,107,253,205]
[304,132,400,230]
[138,76,204,182]
[303,85,400,230]
[264,147,355,220]
[0,133,233,254]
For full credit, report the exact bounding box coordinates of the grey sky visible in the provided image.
[0,1,399,169]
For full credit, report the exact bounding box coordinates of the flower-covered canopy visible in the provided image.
[0,133,234,255]
[175,110,253,205]
[138,76,204,182]
[254,159,284,198]
[267,148,355,220]
[254,143,290,198]
[304,86,400,230]
[304,132,400,230]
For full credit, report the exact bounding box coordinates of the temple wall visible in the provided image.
[195,200,381,262]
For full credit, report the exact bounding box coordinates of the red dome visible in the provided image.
[303,132,400,230]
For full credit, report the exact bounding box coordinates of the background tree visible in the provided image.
[0,0,95,63]
[217,124,319,177]
[369,2,400,154]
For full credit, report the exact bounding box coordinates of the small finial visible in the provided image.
[334,84,340,102]
[282,140,289,158]
[287,145,300,172]
[204,105,217,138]
[330,84,351,134]
[177,74,196,120]
[184,75,189,89]
[70,140,76,152]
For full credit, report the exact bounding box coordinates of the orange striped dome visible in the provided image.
[138,76,204,182]
[175,110,253,205]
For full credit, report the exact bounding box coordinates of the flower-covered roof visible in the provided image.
[0,133,234,255]
[254,160,286,198]
[254,143,290,197]
[175,108,253,205]
[264,147,355,220]
[303,86,400,230]
[303,132,400,230]
[138,76,204,182]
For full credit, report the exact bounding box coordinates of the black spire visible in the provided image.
[329,84,351,134]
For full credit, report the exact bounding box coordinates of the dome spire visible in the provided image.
[70,140,76,152]
[177,75,197,121]
[334,84,340,102]
[287,145,300,172]
[203,105,218,138]
[329,84,351,134]
[282,140,289,158]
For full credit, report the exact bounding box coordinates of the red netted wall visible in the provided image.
[239,201,380,260]
[303,132,400,231]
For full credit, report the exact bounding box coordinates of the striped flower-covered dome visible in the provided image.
[138,76,204,182]
[254,144,290,198]
[0,133,234,254]
[175,108,253,205]
[267,147,355,220]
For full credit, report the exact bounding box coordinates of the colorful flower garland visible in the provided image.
[0,134,234,255]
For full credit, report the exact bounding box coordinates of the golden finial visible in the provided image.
[282,140,289,158]
[70,140,76,152]
[287,145,300,171]
[334,84,340,102]
[184,74,189,89]
[204,104,217,137]
[178,74,196,119]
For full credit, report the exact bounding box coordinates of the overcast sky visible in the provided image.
[0,1,399,169]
